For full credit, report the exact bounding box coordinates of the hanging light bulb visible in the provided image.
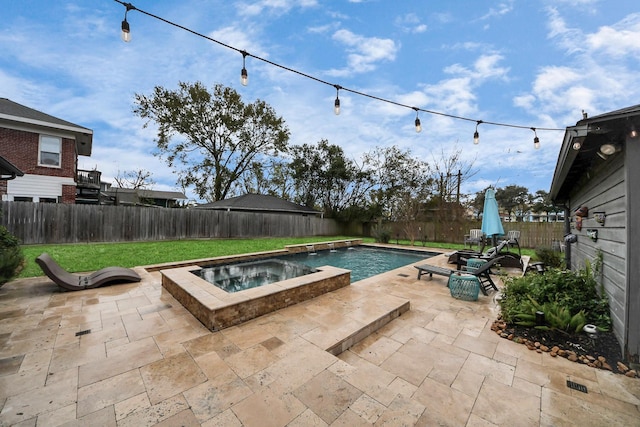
[121,19,131,42]
[121,3,135,43]
[240,51,248,86]
[414,108,421,133]
[473,120,482,144]
[532,128,540,149]
[334,85,341,115]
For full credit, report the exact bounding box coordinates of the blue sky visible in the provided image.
[2,0,639,202]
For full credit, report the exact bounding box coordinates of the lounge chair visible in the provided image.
[415,256,504,295]
[448,239,522,270]
[35,253,141,291]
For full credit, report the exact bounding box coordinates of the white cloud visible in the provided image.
[479,1,514,21]
[237,0,318,17]
[517,9,640,125]
[395,13,428,34]
[443,54,509,81]
[586,13,640,57]
[327,29,398,76]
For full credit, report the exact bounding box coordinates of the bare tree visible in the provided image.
[114,168,155,189]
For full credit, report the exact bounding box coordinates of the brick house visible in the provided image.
[0,98,94,203]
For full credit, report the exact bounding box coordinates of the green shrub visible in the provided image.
[371,224,391,243]
[535,246,564,268]
[499,264,611,331]
[0,226,24,286]
[512,296,587,333]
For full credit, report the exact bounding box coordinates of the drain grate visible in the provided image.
[397,273,409,277]
[75,329,91,337]
[566,380,588,393]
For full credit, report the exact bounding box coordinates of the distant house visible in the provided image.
[102,184,187,208]
[0,98,97,203]
[550,104,640,363]
[197,193,321,216]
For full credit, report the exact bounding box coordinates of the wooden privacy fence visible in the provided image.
[461,221,565,249]
[0,202,341,244]
[378,220,565,249]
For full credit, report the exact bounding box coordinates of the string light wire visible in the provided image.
[113,0,565,141]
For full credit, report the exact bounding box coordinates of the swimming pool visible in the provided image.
[193,246,438,293]
[278,246,437,282]
[160,241,438,331]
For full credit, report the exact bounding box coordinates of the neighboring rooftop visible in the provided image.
[197,193,321,215]
[104,187,188,207]
[0,98,93,156]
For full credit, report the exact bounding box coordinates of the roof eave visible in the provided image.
[0,156,25,180]
[549,124,588,204]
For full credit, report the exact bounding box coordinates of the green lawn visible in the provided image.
[18,236,372,278]
[18,236,536,278]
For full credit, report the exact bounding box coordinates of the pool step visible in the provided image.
[301,292,411,356]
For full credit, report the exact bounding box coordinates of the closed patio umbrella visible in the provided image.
[481,188,504,247]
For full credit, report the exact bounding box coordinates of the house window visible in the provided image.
[39,135,61,167]
[14,196,33,202]
[39,197,57,203]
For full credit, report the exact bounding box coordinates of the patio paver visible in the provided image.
[1,252,639,426]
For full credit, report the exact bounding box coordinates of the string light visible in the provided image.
[414,108,422,133]
[531,128,540,149]
[113,0,565,145]
[473,120,482,144]
[240,51,248,86]
[121,3,135,42]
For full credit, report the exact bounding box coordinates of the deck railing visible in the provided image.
[76,169,101,188]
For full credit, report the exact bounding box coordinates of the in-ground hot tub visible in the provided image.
[161,260,350,331]
[194,258,318,293]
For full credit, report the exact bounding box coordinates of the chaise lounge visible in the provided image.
[35,253,141,291]
[447,239,522,270]
[415,256,504,295]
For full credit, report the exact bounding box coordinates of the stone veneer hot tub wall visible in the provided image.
[162,265,350,330]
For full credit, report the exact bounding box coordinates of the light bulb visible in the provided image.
[473,120,482,145]
[600,143,616,155]
[572,141,581,150]
[531,128,540,149]
[121,20,131,42]
[241,68,248,86]
[334,97,340,115]
[415,117,422,133]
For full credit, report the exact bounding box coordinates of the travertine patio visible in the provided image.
[1,252,638,426]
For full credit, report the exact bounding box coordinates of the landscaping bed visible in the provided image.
[492,319,638,377]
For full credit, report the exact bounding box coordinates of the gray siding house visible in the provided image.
[550,105,640,363]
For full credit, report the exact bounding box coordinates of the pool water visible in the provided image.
[279,246,436,282]
[195,259,317,293]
